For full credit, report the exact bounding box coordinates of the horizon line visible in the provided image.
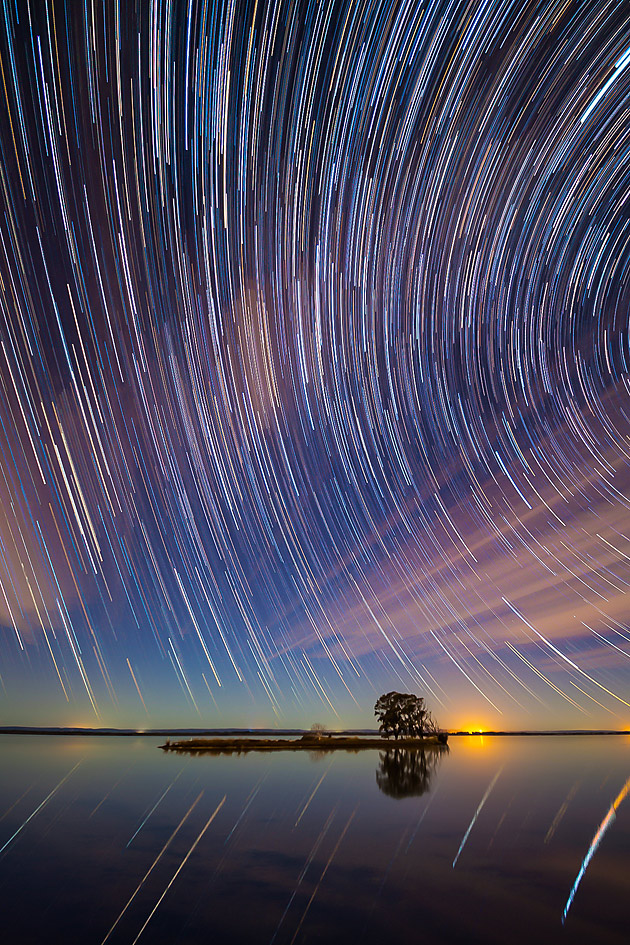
[0,726,628,737]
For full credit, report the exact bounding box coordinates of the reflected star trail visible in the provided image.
[0,0,629,728]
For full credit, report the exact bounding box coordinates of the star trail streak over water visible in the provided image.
[0,0,629,728]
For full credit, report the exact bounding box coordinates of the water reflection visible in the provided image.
[0,735,628,945]
[376,746,447,799]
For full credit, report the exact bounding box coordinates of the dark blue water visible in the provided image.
[0,735,628,944]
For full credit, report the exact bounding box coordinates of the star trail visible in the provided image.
[0,0,629,728]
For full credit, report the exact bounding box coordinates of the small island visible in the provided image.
[160,732,448,753]
[160,691,448,753]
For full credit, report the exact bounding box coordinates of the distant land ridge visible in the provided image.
[0,727,627,737]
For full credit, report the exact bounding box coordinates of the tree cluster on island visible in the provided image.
[374,691,444,741]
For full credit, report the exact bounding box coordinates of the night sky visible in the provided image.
[0,0,629,730]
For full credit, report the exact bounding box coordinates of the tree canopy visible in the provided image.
[374,691,439,739]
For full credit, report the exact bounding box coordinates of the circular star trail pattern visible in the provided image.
[0,0,629,727]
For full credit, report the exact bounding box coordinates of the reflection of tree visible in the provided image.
[376,747,447,799]
[306,749,326,761]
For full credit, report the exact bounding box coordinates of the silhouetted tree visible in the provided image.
[374,691,435,739]
[424,710,438,735]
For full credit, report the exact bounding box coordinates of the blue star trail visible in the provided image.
[0,0,629,728]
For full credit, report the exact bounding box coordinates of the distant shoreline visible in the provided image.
[0,727,627,737]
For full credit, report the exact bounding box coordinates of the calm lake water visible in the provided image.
[0,735,628,944]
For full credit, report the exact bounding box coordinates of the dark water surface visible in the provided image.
[0,735,628,944]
